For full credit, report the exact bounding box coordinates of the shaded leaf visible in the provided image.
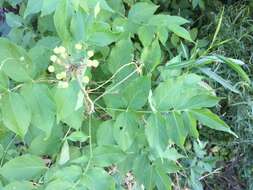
[0,154,46,181]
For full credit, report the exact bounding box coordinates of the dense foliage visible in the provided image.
[0,0,251,189]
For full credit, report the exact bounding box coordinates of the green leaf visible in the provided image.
[21,84,55,138]
[41,0,60,16]
[88,32,119,47]
[113,112,138,150]
[141,38,161,72]
[4,181,34,190]
[162,147,184,161]
[58,141,70,165]
[190,109,237,137]
[145,113,168,157]
[137,25,155,47]
[148,15,190,26]
[45,179,73,190]
[82,167,115,190]
[128,2,158,24]
[182,111,199,138]
[122,76,151,109]
[61,108,84,130]
[0,38,33,82]
[153,74,217,110]
[45,165,82,183]
[133,154,155,189]
[67,131,88,142]
[108,38,133,73]
[200,67,240,94]
[24,0,43,18]
[0,154,46,181]
[93,145,126,167]
[166,112,187,148]
[168,24,193,42]
[54,0,71,42]
[5,13,23,28]
[86,0,114,13]
[96,120,115,146]
[217,55,250,83]
[70,11,87,42]
[1,92,31,138]
[54,81,79,122]
[154,165,172,190]
[29,131,62,156]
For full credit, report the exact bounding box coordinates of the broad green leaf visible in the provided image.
[41,0,60,16]
[0,154,46,181]
[5,13,23,28]
[29,132,62,156]
[45,165,82,183]
[4,181,34,190]
[54,0,71,42]
[24,0,43,18]
[133,154,155,189]
[168,24,193,42]
[93,145,126,167]
[182,111,199,138]
[154,165,172,190]
[54,81,79,122]
[88,32,119,47]
[166,112,187,148]
[0,38,33,82]
[148,15,190,26]
[145,113,168,157]
[153,74,217,110]
[58,141,70,165]
[86,0,114,13]
[70,11,87,42]
[128,2,158,24]
[162,147,184,161]
[113,112,138,150]
[1,92,31,138]
[137,25,155,47]
[190,109,237,137]
[67,131,88,142]
[122,76,151,109]
[61,108,84,130]
[0,71,9,92]
[96,120,115,146]
[108,38,133,73]
[82,167,115,190]
[141,38,161,72]
[21,84,55,138]
[45,179,73,190]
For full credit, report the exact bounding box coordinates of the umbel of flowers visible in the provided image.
[47,43,99,89]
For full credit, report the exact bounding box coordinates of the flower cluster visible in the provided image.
[47,43,99,88]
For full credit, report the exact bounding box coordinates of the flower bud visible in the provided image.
[56,73,62,80]
[50,55,58,63]
[75,43,82,50]
[48,65,55,73]
[87,50,94,58]
[53,47,61,54]
[58,46,66,54]
[92,60,99,68]
[86,60,93,67]
[60,71,67,79]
